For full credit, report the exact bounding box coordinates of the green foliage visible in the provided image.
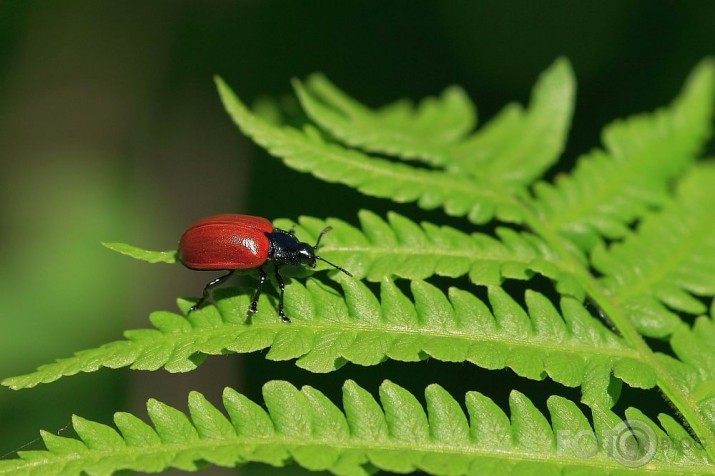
[4,273,653,410]
[0,380,708,475]
[101,241,177,264]
[592,164,715,337]
[533,60,713,250]
[295,58,575,189]
[217,75,526,225]
[4,57,715,474]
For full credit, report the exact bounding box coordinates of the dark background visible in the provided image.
[1,1,714,474]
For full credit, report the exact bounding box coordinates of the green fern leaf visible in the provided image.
[1,381,710,475]
[216,76,524,224]
[102,210,581,297]
[296,58,574,189]
[667,312,715,435]
[102,241,177,264]
[72,415,126,450]
[273,210,578,291]
[295,74,477,167]
[592,164,715,337]
[452,57,575,187]
[534,59,714,250]
[4,276,653,409]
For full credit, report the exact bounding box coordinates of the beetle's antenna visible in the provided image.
[313,226,350,276]
[316,256,352,277]
[313,226,333,249]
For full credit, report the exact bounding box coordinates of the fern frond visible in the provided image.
[295,75,477,168]
[216,77,524,224]
[592,163,715,337]
[296,59,574,190]
[1,381,709,475]
[667,309,715,434]
[451,58,575,187]
[102,210,579,295]
[5,277,653,408]
[534,59,714,250]
[274,210,580,289]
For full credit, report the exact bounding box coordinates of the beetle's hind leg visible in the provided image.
[190,270,235,313]
[248,266,267,315]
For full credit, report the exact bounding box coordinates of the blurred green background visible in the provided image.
[1,1,714,474]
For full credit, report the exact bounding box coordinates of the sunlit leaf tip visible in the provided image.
[102,241,178,264]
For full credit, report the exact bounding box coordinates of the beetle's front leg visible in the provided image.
[273,263,289,322]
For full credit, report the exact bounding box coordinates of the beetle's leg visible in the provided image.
[313,226,333,249]
[249,266,267,315]
[190,270,235,313]
[273,263,289,322]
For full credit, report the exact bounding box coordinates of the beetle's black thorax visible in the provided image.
[266,229,316,266]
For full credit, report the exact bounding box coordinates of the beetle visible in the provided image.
[178,214,351,322]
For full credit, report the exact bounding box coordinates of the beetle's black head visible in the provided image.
[296,243,317,267]
[269,226,352,276]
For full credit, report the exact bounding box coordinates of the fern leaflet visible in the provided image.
[216,77,525,224]
[4,275,657,409]
[295,75,477,168]
[295,57,574,190]
[592,164,715,337]
[101,242,177,264]
[0,380,708,475]
[534,60,713,250]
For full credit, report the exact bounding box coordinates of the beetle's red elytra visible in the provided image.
[178,214,351,322]
[179,214,273,270]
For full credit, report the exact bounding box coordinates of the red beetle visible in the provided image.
[178,214,351,321]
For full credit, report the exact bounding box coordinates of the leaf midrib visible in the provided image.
[257,320,634,358]
[4,314,642,390]
[325,243,545,265]
[5,432,709,475]
[136,318,641,365]
[296,133,511,204]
